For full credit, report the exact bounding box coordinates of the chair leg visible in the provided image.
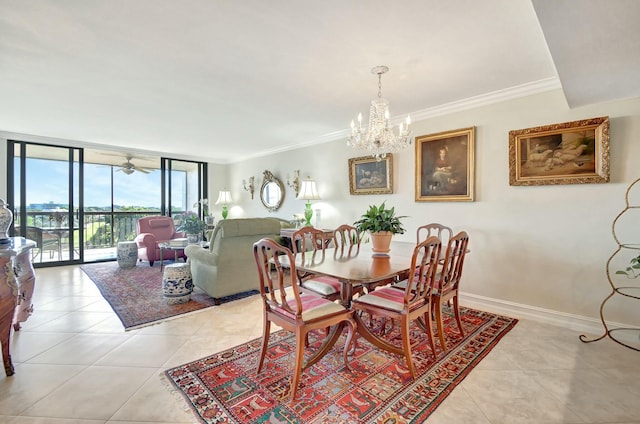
[452,295,464,336]
[256,318,271,374]
[422,308,438,360]
[342,318,357,370]
[290,328,306,402]
[400,315,416,379]
[435,301,447,352]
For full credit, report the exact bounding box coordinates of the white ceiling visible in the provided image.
[1,0,639,164]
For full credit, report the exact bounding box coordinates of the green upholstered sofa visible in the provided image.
[184,218,283,303]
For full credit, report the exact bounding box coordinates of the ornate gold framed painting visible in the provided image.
[415,127,475,202]
[348,154,393,195]
[508,116,610,186]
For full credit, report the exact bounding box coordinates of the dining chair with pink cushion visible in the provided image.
[135,216,185,266]
[351,236,442,378]
[253,238,356,401]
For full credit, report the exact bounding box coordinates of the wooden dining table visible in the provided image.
[283,240,418,308]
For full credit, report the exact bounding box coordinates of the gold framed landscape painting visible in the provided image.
[509,116,610,186]
[415,127,475,202]
[348,154,393,195]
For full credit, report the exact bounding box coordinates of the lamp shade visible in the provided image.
[296,179,321,201]
[215,190,233,205]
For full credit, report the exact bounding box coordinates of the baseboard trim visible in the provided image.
[459,292,628,340]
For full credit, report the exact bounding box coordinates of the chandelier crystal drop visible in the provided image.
[347,65,413,161]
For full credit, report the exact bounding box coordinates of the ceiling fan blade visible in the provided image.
[136,167,151,174]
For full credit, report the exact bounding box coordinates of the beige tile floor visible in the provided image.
[1,265,639,424]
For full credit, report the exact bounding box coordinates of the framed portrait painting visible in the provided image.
[508,116,610,186]
[415,127,475,202]
[348,154,393,195]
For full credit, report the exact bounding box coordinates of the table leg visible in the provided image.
[353,313,403,355]
[160,247,164,271]
[339,280,353,309]
[303,322,345,369]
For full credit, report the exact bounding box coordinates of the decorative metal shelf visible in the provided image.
[579,177,640,352]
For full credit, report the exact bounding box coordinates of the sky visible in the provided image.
[18,158,186,209]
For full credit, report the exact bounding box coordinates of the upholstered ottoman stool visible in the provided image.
[162,263,193,304]
[117,241,138,268]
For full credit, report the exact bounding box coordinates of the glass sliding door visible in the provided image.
[8,141,83,266]
[83,150,161,262]
[161,158,207,219]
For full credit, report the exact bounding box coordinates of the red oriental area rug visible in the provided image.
[164,307,517,423]
[81,261,258,330]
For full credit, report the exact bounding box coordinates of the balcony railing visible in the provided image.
[15,211,177,259]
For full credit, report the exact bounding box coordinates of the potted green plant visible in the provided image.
[176,211,206,243]
[353,202,406,254]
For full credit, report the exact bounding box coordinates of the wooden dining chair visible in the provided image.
[333,224,361,255]
[351,236,442,378]
[292,226,346,302]
[432,230,470,352]
[416,223,453,245]
[253,238,357,401]
[392,222,453,291]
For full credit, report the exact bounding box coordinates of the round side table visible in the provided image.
[117,241,138,268]
[162,263,193,304]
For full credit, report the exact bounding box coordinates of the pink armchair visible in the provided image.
[135,216,186,266]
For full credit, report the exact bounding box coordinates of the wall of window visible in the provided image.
[7,141,208,266]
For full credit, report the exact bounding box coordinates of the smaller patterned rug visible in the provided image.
[81,261,258,330]
[164,307,517,423]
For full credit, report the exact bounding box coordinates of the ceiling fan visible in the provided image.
[116,156,152,175]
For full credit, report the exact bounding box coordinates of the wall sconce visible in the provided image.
[243,176,255,199]
[287,170,300,197]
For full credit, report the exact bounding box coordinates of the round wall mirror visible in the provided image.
[260,170,284,212]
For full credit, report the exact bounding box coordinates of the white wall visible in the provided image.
[230,89,640,328]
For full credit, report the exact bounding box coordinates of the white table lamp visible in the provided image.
[296,178,321,226]
[215,190,233,219]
